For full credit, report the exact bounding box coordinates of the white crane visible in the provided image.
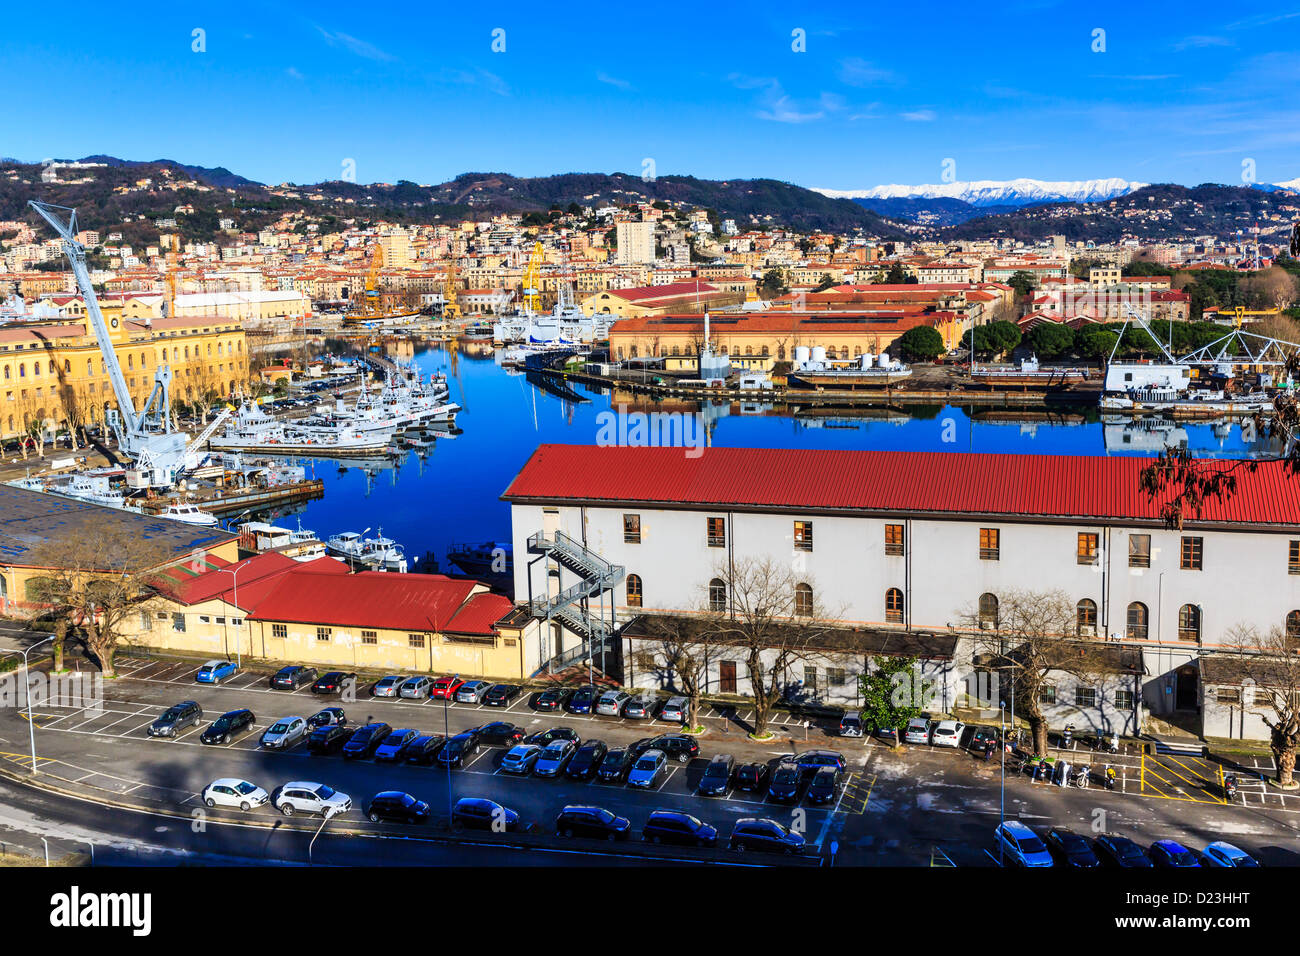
[31,201,188,488]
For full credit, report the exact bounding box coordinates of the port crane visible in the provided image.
[30,201,217,489]
[521,241,544,314]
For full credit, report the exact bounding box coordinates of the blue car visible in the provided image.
[994,821,1054,867]
[1150,840,1201,868]
[195,659,239,684]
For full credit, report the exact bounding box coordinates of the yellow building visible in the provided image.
[0,312,251,441]
[582,281,745,319]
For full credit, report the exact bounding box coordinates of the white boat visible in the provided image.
[359,532,408,573]
[326,531,368,560]
[159,502,219,526]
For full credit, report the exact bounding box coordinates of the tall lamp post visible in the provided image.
[24,635,54,776]
[998,697,1006,868]
[215,563,246,668]
[309,807,338,866]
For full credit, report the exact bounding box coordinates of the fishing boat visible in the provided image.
[359,531,408,573]
[326,531,368,560]
[446,540,513,577]
[159,502,219,526]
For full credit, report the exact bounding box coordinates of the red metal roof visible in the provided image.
[248,568,479,631]
[502,444,1300,527]
[445,592,515,635]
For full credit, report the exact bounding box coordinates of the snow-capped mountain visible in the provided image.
[815,177,1147,207]
[1259,178,1300,193]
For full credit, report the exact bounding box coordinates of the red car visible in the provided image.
[430,676,464,700]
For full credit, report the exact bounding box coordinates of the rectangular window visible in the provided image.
[884,523,904,556]
[827,667,848,687]
[408,633,425,649]
[623,513,641,544]
[361,630,377,645]
[707,516,726,548]
[1181,536,1203,570]
[272,623,287,639]
[979,527,1000,560]
[140,611,153,630]
[1215,687,1241,704]
[171,613,186,633]
[1115,689,1135,710]
[231,618,242,628]
[1039,686,1056,705]
[1291,540,1300,575]
[794,520,813,552]
[214,617,225,626]
[1074,687,1098,707]
[803,667,818,695]
[1077,532,1099,565]
[198,615,210,625]
[316,627,332,642]
[1129,534,1151,569]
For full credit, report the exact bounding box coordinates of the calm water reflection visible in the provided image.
[250,346,1281,569]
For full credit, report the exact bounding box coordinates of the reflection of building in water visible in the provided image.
[1101,415,1281,458]
[1103,418,1189,454]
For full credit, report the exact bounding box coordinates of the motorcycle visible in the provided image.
[1054,760,1072,787]
[1224,775,1238,799]
[1075,764,1090,788]
[1097,731,1118,754]
[1034,759,1051,781]
[1061,724,1074,750]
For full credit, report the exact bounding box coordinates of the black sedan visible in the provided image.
[366,791,430,825]
[565,740,609,780]
[767,762,803,803]
[476,721,525,746]
[200,709,256,745]
[342,722,392,759]
[403,735,447,765]
[524,726,581,749]
[734,762,770,792]
[307,724,353,754]
[806,767,842,805]
[533,688,570,712]
[1094,834,1154,868]
[437,729,482,767]
[596,748,633,783]
[270,665,317,690]
[629,733,699,764]
[555,805,631,841]
[311,671,357,695]
[307,707,346,729]
[1045,828,1101,868]
[483,684,521,707]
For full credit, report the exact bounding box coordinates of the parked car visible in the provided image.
[1044,827,1101,868]
[273,781,352,818]
[565,739,609,779]
[456,680,492,704]
[483,684,521,707]
[533,687,570,712]
[524,726,581,749]
[342,722,392,759]
[534,739,577,777]
[993,821,1054,868]
[202,778,269,811]
[596,748,634,783]
[270,665,317,690]
[403,735,447,765]
[1094,834,1154,868]
[931,720,966,748]
[806,766,842,804]
[200,709,256,745]
[374,728,419,761]
[313,673,354,700]
[629,734,699,764]
[628,749,668,789]
[642,810,717,847]
[875,726,899,744]
[195,659,239,684]
[1149,840,1201,868]
[261,716,308,750]
[729,818,806,854]
[969,726,999,751]
[399,676,433,700]
[451,797,519,832]
[767,762,803,803]
[566,684,599,714]
[307,707,346,729]
[500,744,543,775]
[595,690,632,717]
[430,676,465,700]
[307,724,353,755]
[838,711,864,737]
[697,754,735,796]
[366,791,430,825]
[903,718,932,745]
[371,675,405,699]
[555,805,630,841]
[476,721,526,746]
[791,750,846,776]
[438,729,482,767]
[1202,841,1261,867]
[733,762,770,793]
[659,696,688,723]
[622,694,654,719]
[148,701,202,738]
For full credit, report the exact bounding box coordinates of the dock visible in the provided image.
[138,479,325,517]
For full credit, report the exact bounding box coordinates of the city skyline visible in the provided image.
[3,1,1299,190]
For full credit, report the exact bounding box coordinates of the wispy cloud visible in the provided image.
[1087,74,1179,81]
[900,109,936,122]
[437,67,510,97]
[596,72,632,90]
[1174,35,1233,51]
[727,74,857,124]
[286,67,304,80]
[314,25,395,62]
[837,57,896,87]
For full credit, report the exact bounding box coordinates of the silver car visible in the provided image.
[456,680,491,703]
[903,718,932,745]
[659,696,688,723]
[399,676,433,700]
[623,695,654,719]
[261,716,308,750]
[371,675,404,698]
[533,739,576,776]
[595,690,631,717]
[627,749,667,788]
[273,781,352,818]
[500,744,542,774]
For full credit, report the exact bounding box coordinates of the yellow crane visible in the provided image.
[164,250,179,318]
[442,255,461,321]
[363,244,384,315]
[1231,305,1281,328]
[521,241,544,314]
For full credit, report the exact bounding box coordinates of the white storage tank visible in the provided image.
[861,353,875,368]
[879,351,891,368]
[811,346,827,364]
[793,346,811,366]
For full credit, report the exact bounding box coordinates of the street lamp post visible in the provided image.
[999,699,1006,868]
[24,635,54,776]
[215,563,246,668]
[309,808,337,866]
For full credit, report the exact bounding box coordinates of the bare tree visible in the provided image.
[1222,624,1300,788]
[699,557,837,739]
[965,588,1112,758]
[638,613,717,733]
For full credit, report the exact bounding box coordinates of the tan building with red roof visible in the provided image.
[581,280,746,318]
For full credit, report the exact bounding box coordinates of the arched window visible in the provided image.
[18,364,24,378]
[777,345,786,360]
[978,593,999,627]
[794,582,813,616]
[708,578,726,613]
[63,360,70,374]
[1076,599,1098,634]
[87,359,93,376]
[2,367,8,380]
[1287,610,1300,642]
[885,587,904,624]
[127,354,133,370]
[761,345,769,356]
[626,574,642,608]
[1178,604,1200,643]
[1126,602,1149,640]
[33,361,40,377]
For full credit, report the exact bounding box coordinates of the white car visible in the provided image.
[903,718,932,745]
[659,697,688,722]
[931,720,965,748]
[261,716,308,750]
[273,781,352,818]
[202,778,270,812]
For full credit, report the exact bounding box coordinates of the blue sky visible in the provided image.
[3,0,1298,190]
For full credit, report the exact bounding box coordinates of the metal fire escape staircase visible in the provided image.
[527,530,625,673]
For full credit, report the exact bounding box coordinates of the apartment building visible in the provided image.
[614,220,655,265]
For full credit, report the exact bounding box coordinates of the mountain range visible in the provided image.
[816,177,1149,207]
